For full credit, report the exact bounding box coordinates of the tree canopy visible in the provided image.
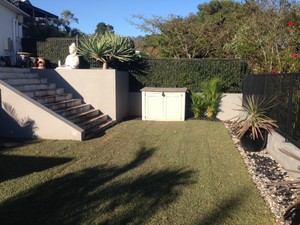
[95,22,114,35]
[135,0,300,73]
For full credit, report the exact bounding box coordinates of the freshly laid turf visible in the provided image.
[0,120,275,225]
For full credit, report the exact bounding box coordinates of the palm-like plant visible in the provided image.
[190,91,205,118]
[78,33,136,69]
[201,78,222,119]
[237,95,278,140]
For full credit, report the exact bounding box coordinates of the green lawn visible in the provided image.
[0,120,275,225]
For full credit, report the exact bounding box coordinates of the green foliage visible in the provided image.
[201,78,223,119]
[236,95,278,140]
[95,22,114,35]
[189,78,223,119]
[135,0,300,73]
[190,92,205,118]
[78,33,136,68]
[133,58,248,92]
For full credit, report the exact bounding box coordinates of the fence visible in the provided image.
[243,73,300,148]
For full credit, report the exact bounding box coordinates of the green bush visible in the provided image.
[189,78,223,119]
[201,78,223,119]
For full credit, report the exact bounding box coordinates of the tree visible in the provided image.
[59,10,79,36]
[133,0,245,59]
[224,0,300,72]
[23,10,81,39]
[95,22,114,35]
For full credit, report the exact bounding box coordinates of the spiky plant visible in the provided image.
[236,95,278,139]
[78,33,136,69]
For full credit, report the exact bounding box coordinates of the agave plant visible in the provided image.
[78,33,136,69]
[236,95,278,139]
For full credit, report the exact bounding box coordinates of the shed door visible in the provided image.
[145,92,164,120]
[143,92,185,121]
[164,93,183,121]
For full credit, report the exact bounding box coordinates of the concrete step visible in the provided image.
[78,114,108,130]
[68,109,100,124]
[84,119,117,140]
[55,104,91,117]
[23,88,64,98]
[0,67,31,73]
[13,83,56,91]
[2,78,47,85]
[0,72,39,79]
[34,93,73,104]
[0,68,116,140]
[44,99,83,111]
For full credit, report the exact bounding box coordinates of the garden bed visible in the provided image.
[225,121,298,225]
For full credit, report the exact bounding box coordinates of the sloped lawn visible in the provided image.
[0,120,274,225]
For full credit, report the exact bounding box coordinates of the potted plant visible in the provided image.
[78,33,136,69]
[236,95,278,151]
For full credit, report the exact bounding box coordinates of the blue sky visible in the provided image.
[29,0,207,37]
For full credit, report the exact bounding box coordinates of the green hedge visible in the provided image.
[132,59,249,93]
[22,38,101,68]
[22,38,248,92]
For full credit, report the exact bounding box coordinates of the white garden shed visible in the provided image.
[141,87,187,121]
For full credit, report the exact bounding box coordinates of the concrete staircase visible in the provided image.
[0,67,115,140]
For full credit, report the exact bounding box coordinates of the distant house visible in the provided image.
[10,0,58,20]
[0,0,28,65]
[0,0,58,66]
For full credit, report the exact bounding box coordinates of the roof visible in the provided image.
[0,0,29,17]
[7,0,58,19]
[17,1,58,19]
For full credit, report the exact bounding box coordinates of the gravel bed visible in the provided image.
[224,121,298,224]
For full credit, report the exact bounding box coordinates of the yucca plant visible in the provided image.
[78,33,136,69]
[237,95,278,140]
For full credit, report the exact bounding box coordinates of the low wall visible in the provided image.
[35,68,129,121]
[128,92,242,121]
[266,132,300,179]
[217,93,242,121]
[0,81,83,140]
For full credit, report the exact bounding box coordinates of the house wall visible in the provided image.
[35,68,129,121]
[0,1,24,64]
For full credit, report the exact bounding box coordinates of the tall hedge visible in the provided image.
[22,38,101,68]
[22,38,248,92]
[132,59,249,93]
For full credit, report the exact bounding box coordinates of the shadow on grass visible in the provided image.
[0,155,73,183]
[0,147,196,225]
[193,189,251,225]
